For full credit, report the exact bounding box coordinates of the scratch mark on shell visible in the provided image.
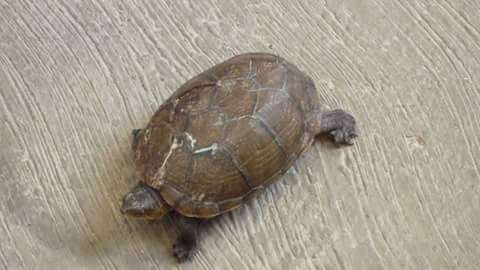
[184,132,197,150]
[193,143,218,155]
[154,137,182,181]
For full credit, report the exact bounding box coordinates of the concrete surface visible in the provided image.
[1,0,479,269]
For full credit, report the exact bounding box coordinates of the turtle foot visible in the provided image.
[317,109,358,145]
[173,232,196,262]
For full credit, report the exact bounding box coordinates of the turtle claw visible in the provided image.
[173,246,190,262]
[330,124,358,145]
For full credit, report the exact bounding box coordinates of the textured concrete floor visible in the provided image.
[1,1,480,269]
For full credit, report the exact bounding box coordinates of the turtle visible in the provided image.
[120,52,358,261]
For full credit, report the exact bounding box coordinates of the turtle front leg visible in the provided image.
[316,109,358,145]
[173,216,202,262]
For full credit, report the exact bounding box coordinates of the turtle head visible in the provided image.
[120,182,171,220]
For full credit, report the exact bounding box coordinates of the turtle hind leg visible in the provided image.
[172,216,202,262]
[315,109,358,145]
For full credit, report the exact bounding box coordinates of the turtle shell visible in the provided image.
[134,53,320,218]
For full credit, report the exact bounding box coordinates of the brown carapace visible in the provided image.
[121,53,358,261]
